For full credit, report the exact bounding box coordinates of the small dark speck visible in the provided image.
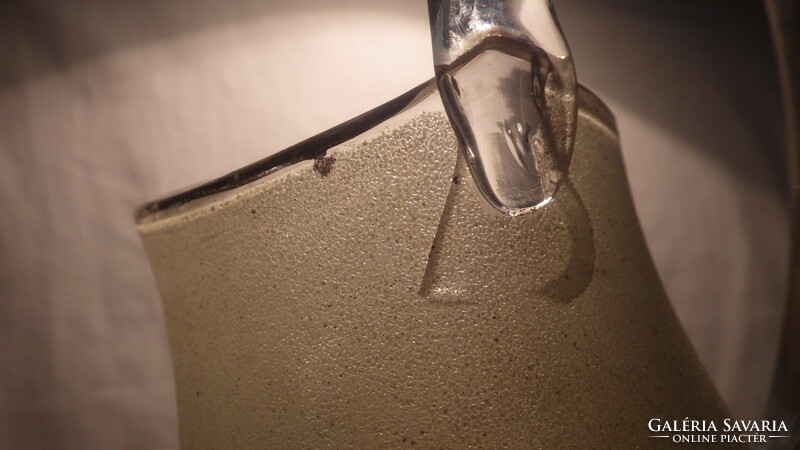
[250,208,257,215]
[313,155,336,177]
[452,175,460,184]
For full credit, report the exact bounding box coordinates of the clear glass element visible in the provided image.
[428,0,577,215]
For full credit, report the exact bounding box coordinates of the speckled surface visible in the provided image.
[138,90,733,448]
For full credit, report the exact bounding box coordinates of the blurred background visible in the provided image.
[0,0,789,448]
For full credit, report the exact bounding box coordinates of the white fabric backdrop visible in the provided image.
[0,0,787,448]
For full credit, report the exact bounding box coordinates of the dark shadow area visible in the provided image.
[539,180,595,303]
[554,0,787,195]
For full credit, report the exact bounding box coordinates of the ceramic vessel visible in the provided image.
[136,82,732,448]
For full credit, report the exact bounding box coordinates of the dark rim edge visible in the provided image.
[135,79,614,224]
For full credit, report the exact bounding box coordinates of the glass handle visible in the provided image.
[427,0,577,216]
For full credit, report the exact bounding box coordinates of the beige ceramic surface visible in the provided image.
[138,88,733,448]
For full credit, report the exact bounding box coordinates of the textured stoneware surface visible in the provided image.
[138,88,733,448]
